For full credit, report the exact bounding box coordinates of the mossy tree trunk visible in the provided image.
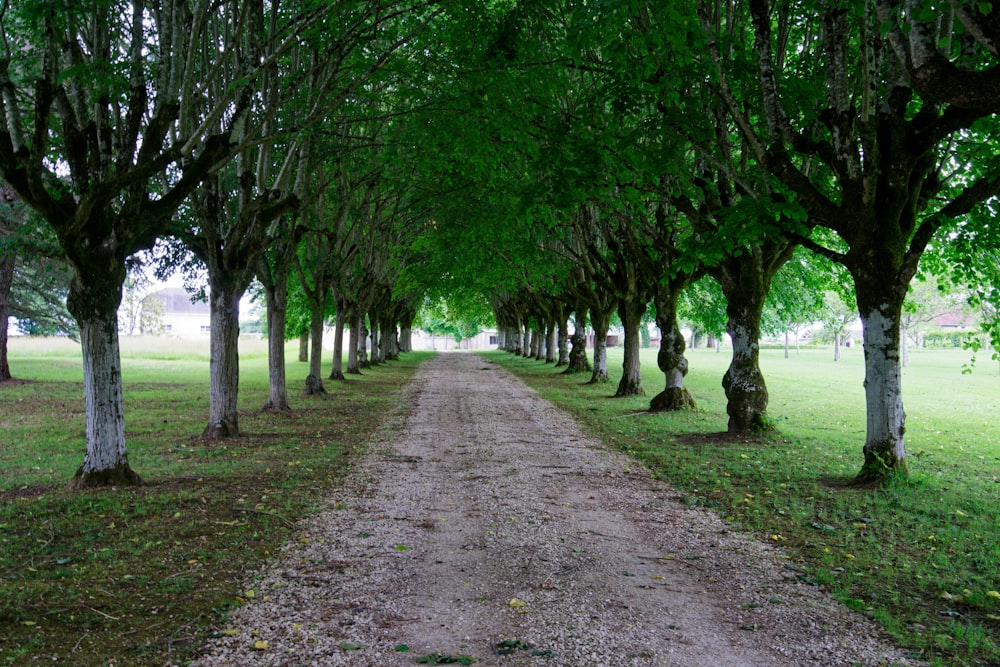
[649,287,695,412]
[715,242,793,433]
[615,297,646,397]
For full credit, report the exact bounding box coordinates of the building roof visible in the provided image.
[147,287,210,315]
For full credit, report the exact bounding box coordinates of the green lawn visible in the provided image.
[0,337,431,666]
[485,344,1000,667]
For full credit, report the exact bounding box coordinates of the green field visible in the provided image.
[485,344,1000,667]
[0,337,430,666]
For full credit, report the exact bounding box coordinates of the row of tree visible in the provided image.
[0,0,446,487]
[400,1,1000,484]
[2,1,999,488]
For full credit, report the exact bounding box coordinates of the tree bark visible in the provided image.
[564,307,590,374]
[715,244,790,433]
[305,288,327,395]
[298,331,309,362]
[545,317,558,363]
[399,307,415,353]
[262,274,290,411]
[649,289,695,411]
[203,284,242,438]
[588,306,611,384]
[615,298,646,397]
[369,314,382,365]
[347,309,362,374]
[723,302,770,433]
[854,279,909,483]
[358,321,370,368]
[555,311,570,366]
[0,251,14,382]
[330,295,346,381]
[67,272,141,488]
[834,332,842,361]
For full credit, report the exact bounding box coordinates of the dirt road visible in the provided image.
[190,352,919,666]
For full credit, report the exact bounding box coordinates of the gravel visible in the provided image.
[187,352,924,667]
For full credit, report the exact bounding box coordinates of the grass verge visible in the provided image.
[485,345,1000,667]
[0,337,432,666]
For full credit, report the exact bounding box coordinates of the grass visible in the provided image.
[0,336,432,666]
[484,344,1000,667]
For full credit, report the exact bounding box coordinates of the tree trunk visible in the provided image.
[329,295,346,381]
[347,310,362,374]
[66,273,141,488]
[715,246,789,433]
[305,289,327,395]
[649,289,695,411]
[615,298,646,397]
[854,283,909,483]
[784,331,790,359]
[565,307,590,374]
[369,315,382,365]
[588,306,611,384]
[298,331,309,362]
[834,332,842,361]
[545,318,558,363]
[555,314,570,366]
[262,274,290,411]
[203,283,242,438]
[722,300,770,433]
[0,251,14,382]
[399,307,415,353]
[358,321,370,368]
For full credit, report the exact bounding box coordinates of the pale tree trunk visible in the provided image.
[262,275,290,411]
[615,298,646,397]
[298,331,309,362]
[329,295,346,381]
[834,332,842,361]
[545,317,558,363]
[204,284,242,438]
[556,311,570,366]
[564,306,590,374]
[305,289,327,395]
[67,275,141,488]
[588,306,611,384]
[649,289,695,411]
[347,309,361,374]
[0,251,13,382]
[534,326,545,361]
[784,331,790,358]
[855,289,909,482]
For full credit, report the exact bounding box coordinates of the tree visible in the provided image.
[702,0,1000,481]
[0,0,269,486]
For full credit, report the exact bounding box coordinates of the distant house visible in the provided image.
[144,287,211,337]
[932,311,975,329]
